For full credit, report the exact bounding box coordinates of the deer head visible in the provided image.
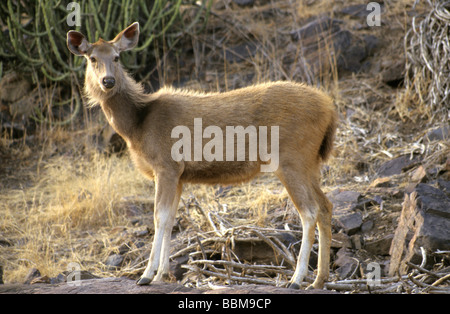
[67,22,139,93]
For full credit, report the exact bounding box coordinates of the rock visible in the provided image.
[232,0,255,6]
[105,254,124,268]
[424,125,449,142]
[334,212,363,235]
[328,190,361,204]
[334,248,358,279]
[30,276,50,284]
[0,72,31,103]
[232,239,281,264]
[171,255,190,281]
[327,189,374,235]
[365,234,394,256]
[389,184,450,276]
[0,265,3,284]
[361,219,374,233]
[339,4,369,18]
[0,72,38,138]
[331,232,351,249]
[290,17,343,41]
[437,179,450,195]
[289,16,378,79]
[376,154,421,177]
[334,31,378,73]
[350,234,363,250]
[24,268,41,284]
[225,43,258,63]
[381,59,405,88]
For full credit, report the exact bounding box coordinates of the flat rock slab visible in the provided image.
[0,277,337,294]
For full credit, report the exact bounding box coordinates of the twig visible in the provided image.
[406,262,442,279]
[191,259,293,276]
[431,273,450,287]
[182,264,282,286]
[253,230,296,267]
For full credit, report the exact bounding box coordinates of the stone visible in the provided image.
[331,232,351,249]
[288,16,378,81]
[424,125,449,142]
[225,43,258,63]
[334,248,358,279]
[328,190,361,204]
[361,219,374,233]
[334,212,363,235]
[389,184,450,276]
[339,4,370,18]
[365,234,394,256]
[232,0,255,6]
[24,268,41,284]
[328,189,372,235]
[105,254,124,268]
[376,154,421,177]
[381,59,405,88]
[290,16,343,41]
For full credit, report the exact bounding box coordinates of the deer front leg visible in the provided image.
[137,173,179,286]
[153,182,182,282]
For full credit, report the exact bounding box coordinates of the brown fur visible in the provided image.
[67,22,337,289]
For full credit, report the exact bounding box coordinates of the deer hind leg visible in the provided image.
[276,167,330,289]
[311,185,332,289]
[137,173,180,286]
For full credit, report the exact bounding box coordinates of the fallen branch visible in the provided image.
[182,264,281,286]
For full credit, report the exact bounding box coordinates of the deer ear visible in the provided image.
[112,22,139,52]
[67,31,91,56]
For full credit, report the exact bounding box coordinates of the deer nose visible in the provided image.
[102,77,115,89]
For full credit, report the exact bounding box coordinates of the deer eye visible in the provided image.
[90,57,97,63]
[113,56,120,62]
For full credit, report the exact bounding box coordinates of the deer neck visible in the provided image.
[86,71,147,143]
[100,92,138,141]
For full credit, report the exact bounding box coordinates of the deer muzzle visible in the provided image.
[102,77,116,89]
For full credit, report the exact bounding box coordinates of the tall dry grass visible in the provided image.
[0,150,151,282]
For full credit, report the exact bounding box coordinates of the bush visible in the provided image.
[0,0,211,125]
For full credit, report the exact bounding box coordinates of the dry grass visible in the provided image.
[0,150,148,281]
[1,0,448,286]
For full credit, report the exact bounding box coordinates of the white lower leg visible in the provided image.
[153,184,182,282]
[153,220,175,281]
[142,221,166,280]
[311,211,331,289]
[290,217,316,288]
[140,203,174,282]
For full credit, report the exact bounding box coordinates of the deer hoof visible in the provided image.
[136,277,152,286]
[287,282,301,290]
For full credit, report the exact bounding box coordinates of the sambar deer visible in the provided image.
[67,22,337,289]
